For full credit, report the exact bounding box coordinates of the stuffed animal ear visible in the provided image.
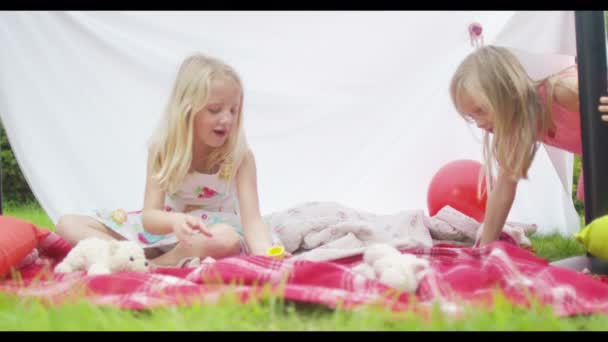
[414,258,430,272]
[414,258,430,281]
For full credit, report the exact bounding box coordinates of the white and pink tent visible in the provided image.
[0,11,581,236]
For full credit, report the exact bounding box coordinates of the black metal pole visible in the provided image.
[575,11,608,224]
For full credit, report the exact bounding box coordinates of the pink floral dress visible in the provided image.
[92,166,243,250]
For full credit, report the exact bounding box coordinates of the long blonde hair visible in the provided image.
[449,45,560,193]
[149,53,249,194]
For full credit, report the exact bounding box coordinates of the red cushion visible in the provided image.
[0,216,42,277]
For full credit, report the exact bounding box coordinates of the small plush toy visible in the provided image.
[54,237,150,275]
[352,243,430,293]
[266,245,286,259]
[575,215,608,260]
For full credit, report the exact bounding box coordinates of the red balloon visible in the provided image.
[427,159,488,222]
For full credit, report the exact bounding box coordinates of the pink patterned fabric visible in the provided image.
[3,232,608,317]
[425,206,536,247]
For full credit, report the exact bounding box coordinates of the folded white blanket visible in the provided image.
[265,201,433,261]
[264,202,537,262]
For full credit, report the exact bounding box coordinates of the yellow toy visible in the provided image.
[266,245,285,259]
[574,215,608,260]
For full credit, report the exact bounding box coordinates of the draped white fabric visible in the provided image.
[0,11,581,236]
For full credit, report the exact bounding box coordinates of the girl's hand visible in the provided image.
[173,214,213,242]
[599,96,608,122]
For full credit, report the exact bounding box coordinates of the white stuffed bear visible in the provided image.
[54,237,150,275]
[352,243,430,293]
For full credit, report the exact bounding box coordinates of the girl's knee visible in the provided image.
[189,223,241,259]
[55,215,83,238]
[55,214,112,245]
[210,223,242,251]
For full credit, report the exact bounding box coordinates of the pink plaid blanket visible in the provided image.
[3,232,608,317]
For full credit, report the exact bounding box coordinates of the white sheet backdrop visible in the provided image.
[0,11,581,236]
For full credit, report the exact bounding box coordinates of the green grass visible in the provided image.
[4,201,54,229]
[1,202,608,331]
[1,290,606,331]
[531,234,586,262]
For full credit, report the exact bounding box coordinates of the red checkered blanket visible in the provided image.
[2,231,608,317]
